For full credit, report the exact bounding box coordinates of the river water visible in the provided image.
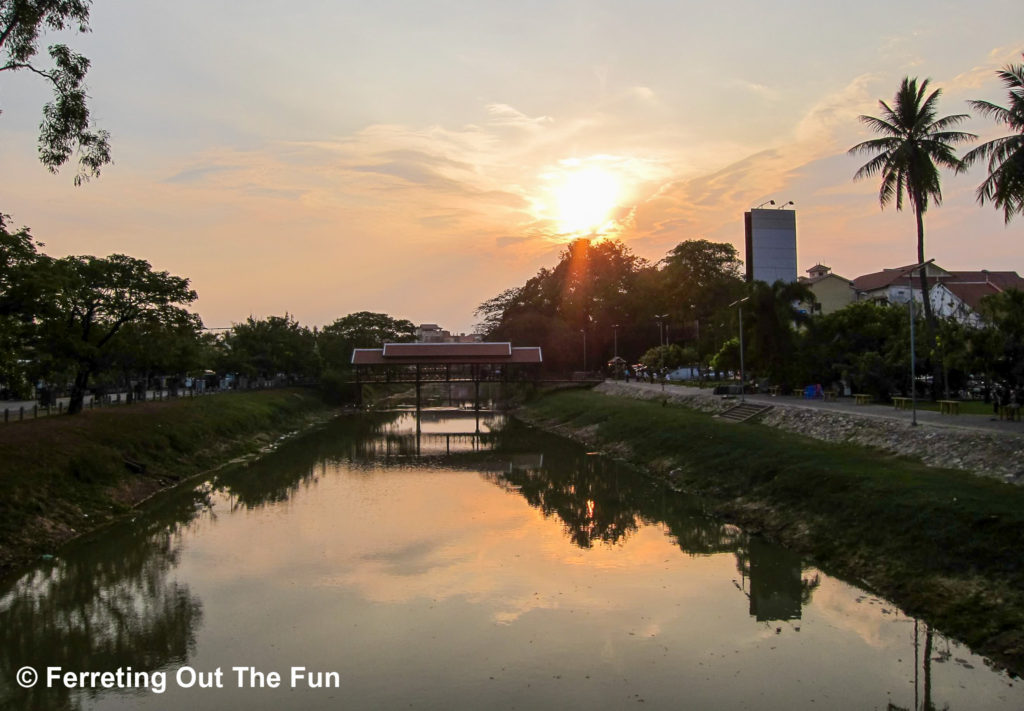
[1,408,1020,710]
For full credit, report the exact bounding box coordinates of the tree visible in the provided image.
[798,300,911,400]
[318,311,416,371]
[657,239,744,364]
[639,344,685,372]
[0,214,48,396]
[220,314,318,381]
[744,280,813,388]
[37,254,198,413]
[973,289,1024,392]
[848,77,975,345]
[477,238,654,372]
[964,55,1024,223]
[1,0,110,183]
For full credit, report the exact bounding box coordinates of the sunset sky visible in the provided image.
[1,0,1022,333]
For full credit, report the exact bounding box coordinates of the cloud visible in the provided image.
[485,103,553,130]
[163,164,238,184]
[947,46,1024,92]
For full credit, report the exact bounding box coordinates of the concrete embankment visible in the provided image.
[596,381,1024,484]
[517,386,1024,674]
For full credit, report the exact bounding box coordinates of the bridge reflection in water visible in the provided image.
[2,405,1014,710]
[374,407,819,627]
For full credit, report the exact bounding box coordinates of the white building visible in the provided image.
[851,264,1024,326]
[744,207,797,284]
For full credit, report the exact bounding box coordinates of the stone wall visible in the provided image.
[595,381,1024,484]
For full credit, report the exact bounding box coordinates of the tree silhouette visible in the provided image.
[964,55,1024,223]
[848,77,975,353]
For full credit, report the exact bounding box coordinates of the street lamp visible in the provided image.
[654,314,669,346]
[728,297,750,402]
[580,328,587,375]
[612,324,620,358]
[906,259,935,426]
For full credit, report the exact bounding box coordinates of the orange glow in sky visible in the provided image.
[0,2,1021,333]
[551,165,623,236]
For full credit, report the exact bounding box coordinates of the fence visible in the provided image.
[0,388,204,424]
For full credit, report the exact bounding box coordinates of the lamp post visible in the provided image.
[655,313,668,346]
[580,328,587,375]
[611,324,620,358]
[728,297,750,402]
[906,259,935,426]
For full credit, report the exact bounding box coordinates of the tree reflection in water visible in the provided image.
[0,486,210,710]
[482,419,821,623]
[217,409,824,624]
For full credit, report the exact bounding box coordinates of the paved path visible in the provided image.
[0,389,196,421]
[609,380,1024,436]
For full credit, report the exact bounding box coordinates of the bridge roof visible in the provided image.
[352,342,542,366]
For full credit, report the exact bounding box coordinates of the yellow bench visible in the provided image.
[891,396,911,410]
[999,404,1021,421]
[938,400,960,415]
[853,393,871,405]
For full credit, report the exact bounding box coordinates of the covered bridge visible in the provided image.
[351,342,543,407]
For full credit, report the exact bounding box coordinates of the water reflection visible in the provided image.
[0,407,1018,710]
[0,487,208,710]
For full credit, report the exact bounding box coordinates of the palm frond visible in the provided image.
[967,99,1013,124]
[967,55,1024,222]
[849,76,972,215]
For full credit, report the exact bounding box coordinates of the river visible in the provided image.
[1,407,1020,710]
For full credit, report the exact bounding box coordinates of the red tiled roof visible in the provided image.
[351,343,542,366]
[852,268,918,292]
[947,271,1024,291]
[944,282,1001,311]
[852,266,1024,294]
[382,342,511,358]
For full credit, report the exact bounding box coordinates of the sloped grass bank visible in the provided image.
[518,389,1024,675]
[0,389,332,575]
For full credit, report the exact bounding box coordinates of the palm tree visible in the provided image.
[848,77,975,342]
[964,55,1024,223]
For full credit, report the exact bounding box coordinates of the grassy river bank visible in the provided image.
[0,389,333,577]
[516,388,1024,675]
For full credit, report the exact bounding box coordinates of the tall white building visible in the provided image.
[744,208,797,284]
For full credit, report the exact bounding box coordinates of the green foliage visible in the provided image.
[973,289,1024,388]
[964,55,1024,223]
[319,311,415,371]
[0,1,111,183]
[0,214,47,395]
[743,280,813,387]
[477,238,744,373]
[711,337,739,374]
[37,253,198,412]
[220,314,318,380]
[799,300,909,397]
[640,344,685,371]
[849,77,974,216]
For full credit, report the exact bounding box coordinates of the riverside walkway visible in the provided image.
[610,380,1024,436]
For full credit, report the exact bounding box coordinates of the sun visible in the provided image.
[552,167,622,235]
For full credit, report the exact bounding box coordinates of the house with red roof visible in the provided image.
[850,264,1024,325]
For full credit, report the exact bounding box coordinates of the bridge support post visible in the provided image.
[474,366,480,412]
[415,364,422,413]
